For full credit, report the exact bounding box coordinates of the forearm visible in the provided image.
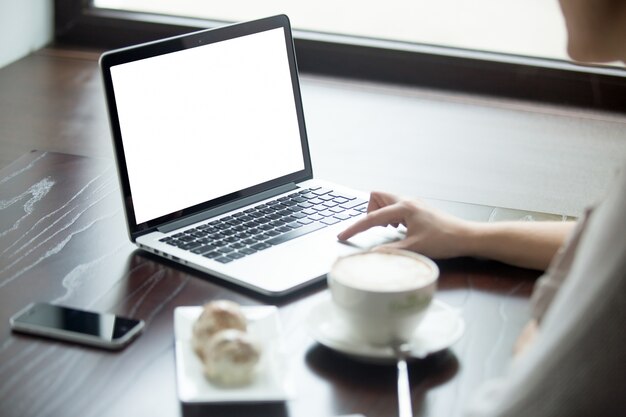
[461,221,576,270]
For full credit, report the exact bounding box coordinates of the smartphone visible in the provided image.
[10,302,145,350]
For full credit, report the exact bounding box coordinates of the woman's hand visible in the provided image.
[337,191,574,269]
[337,191,474,259]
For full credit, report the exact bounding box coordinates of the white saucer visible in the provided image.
[174,305,292,403]
[306,298,465,362]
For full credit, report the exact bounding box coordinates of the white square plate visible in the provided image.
[174,305,292,403]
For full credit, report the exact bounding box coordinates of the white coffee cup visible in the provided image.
[328,248,439,346]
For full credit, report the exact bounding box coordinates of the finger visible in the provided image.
[337,217,369,241]
[367,191,400,213]
[377,236,425,255]
[377,239,410,251]
[337,204,407,240]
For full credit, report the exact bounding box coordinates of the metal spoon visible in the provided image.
[392,341,413,417]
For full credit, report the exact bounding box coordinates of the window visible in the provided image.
[94,0,570,62]
[55,0,626,113]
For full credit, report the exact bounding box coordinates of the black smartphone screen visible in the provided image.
[14,303,141,341]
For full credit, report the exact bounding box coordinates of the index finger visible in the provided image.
[337,204,407,241]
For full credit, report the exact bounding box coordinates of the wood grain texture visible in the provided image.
[0,49,112,171]
[0,151,538,417]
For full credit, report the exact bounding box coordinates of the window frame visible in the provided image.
[55,0,626,113]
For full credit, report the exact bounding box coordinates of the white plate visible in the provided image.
[174,305,292,403]
[306,297,465,362]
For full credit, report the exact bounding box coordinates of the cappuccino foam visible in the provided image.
[332,251,434,292]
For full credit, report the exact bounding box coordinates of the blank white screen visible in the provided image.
[110,28,305,224]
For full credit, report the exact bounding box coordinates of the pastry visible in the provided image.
[192,300,246,359]
[201,328,261,386]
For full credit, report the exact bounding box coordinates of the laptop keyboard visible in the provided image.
[158,187,367,264]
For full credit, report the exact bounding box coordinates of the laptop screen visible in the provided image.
[108,26,306,226]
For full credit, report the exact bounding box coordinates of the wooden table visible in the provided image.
[0,150,538,417]
[0,45,553,417]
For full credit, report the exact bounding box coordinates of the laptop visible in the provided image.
[100,15,400,296]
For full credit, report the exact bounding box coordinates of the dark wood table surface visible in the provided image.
[0,47,539,417]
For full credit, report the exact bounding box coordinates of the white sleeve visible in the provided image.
[466,165,626,417]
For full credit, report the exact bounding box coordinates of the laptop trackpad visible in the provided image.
[226,225,402,295]
[338,225,402,251]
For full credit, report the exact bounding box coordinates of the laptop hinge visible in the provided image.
[157,183,299,234]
